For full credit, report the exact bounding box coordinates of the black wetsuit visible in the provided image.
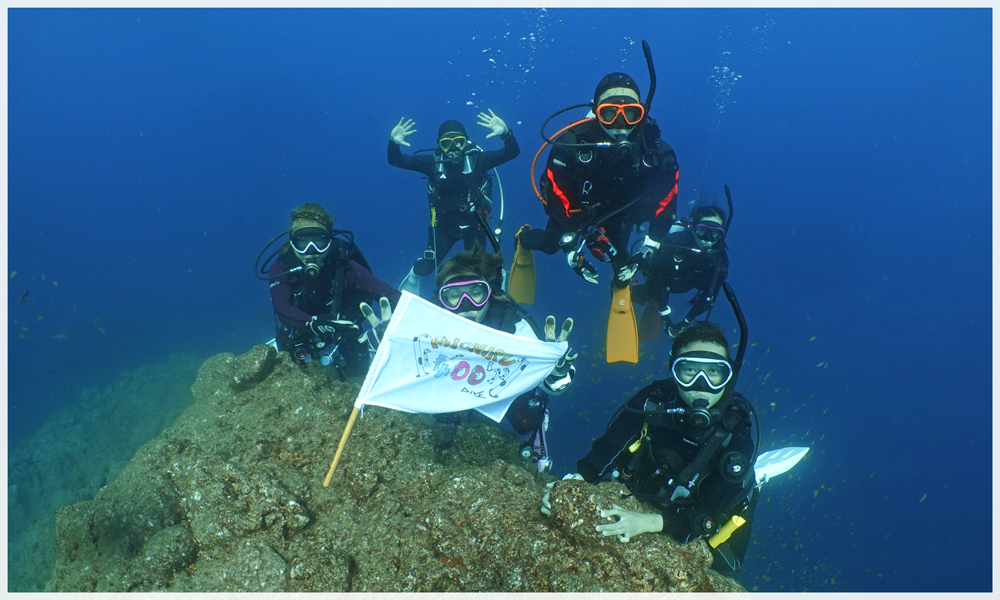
[577,379,757,575]
[519,118,678,282]
[388,132,520,265]
[633,223,729,327]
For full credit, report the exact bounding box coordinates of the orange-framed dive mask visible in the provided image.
[596,102,645,126]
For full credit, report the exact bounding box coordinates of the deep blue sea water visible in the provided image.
[8,8,992,593]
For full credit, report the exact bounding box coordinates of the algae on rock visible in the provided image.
[45,345,746,593]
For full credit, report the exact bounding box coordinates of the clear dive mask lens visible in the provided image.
[290,227,333,255]
[438,279,491,311]
[438,135,468,153]
[694,223,726,243]
[596,102,645,126]
[672,353,733,391]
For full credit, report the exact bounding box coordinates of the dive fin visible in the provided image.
[399,267,422,297]
[753,447,810,487]
[637,301,661,342]
[606,284,639,363]
[507,224,536,304]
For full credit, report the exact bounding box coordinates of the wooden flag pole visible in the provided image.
[323,405,360,487]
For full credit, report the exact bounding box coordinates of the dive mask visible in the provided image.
[438,135,468,153]
[596,101,645,126]
[672,351,733,392]
[290,227,333,255]
[438,279,492,312]
[694,222,726,244]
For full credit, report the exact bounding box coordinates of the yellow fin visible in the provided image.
[507,225,536,305]
[606,285,638,363]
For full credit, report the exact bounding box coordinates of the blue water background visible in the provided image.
[8,8,992,593]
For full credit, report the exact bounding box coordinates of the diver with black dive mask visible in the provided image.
[255,203,401,378]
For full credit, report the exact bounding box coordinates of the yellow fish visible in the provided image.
[809,335,819,341]
[749,342,757,348]
[9,271,16,280]
[36,315,44,322]
[52,281,58,287]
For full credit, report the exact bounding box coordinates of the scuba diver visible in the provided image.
[388,110,520,296]
[632,190,732,340]
[255,203,401,378]
[432,245,577,474]
[542,319,761,576]
[507,40,678,363]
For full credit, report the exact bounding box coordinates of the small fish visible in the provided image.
[52,327,76,340]
[816,361,828,368]
[94,316,106,326]
[18,290,29,304]
[919,493,927,503]
[809,335,819,341]
[142,339,153,344]
[19,327,28,332]
[41,272,46,282]
[36,315,44,322]
[9,270,16,280]
[98,327,106,335]
[52,281,58,287]
[749,342,757,348]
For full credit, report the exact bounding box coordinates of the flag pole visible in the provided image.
[323,405,360,487]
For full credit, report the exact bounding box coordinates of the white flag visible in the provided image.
[354,292,568,422]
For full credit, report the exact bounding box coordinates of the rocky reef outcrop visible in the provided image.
[44,345,745,593]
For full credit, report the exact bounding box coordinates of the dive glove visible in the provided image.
[358,297,393,352]
[619,235,661,285]
[391,117,417,147]
[476,109,509,139]
[310,315,359,337]
[566,250,599,285]
[543,316,577,393]
[666,317,691,338]
[596,505,664,543]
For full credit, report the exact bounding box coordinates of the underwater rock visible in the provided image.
[228,343,277,392]
[8,353,203,592]
[45,351,746,592]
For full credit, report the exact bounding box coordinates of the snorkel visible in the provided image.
[538,39,657,150]
[532,40,657,202]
